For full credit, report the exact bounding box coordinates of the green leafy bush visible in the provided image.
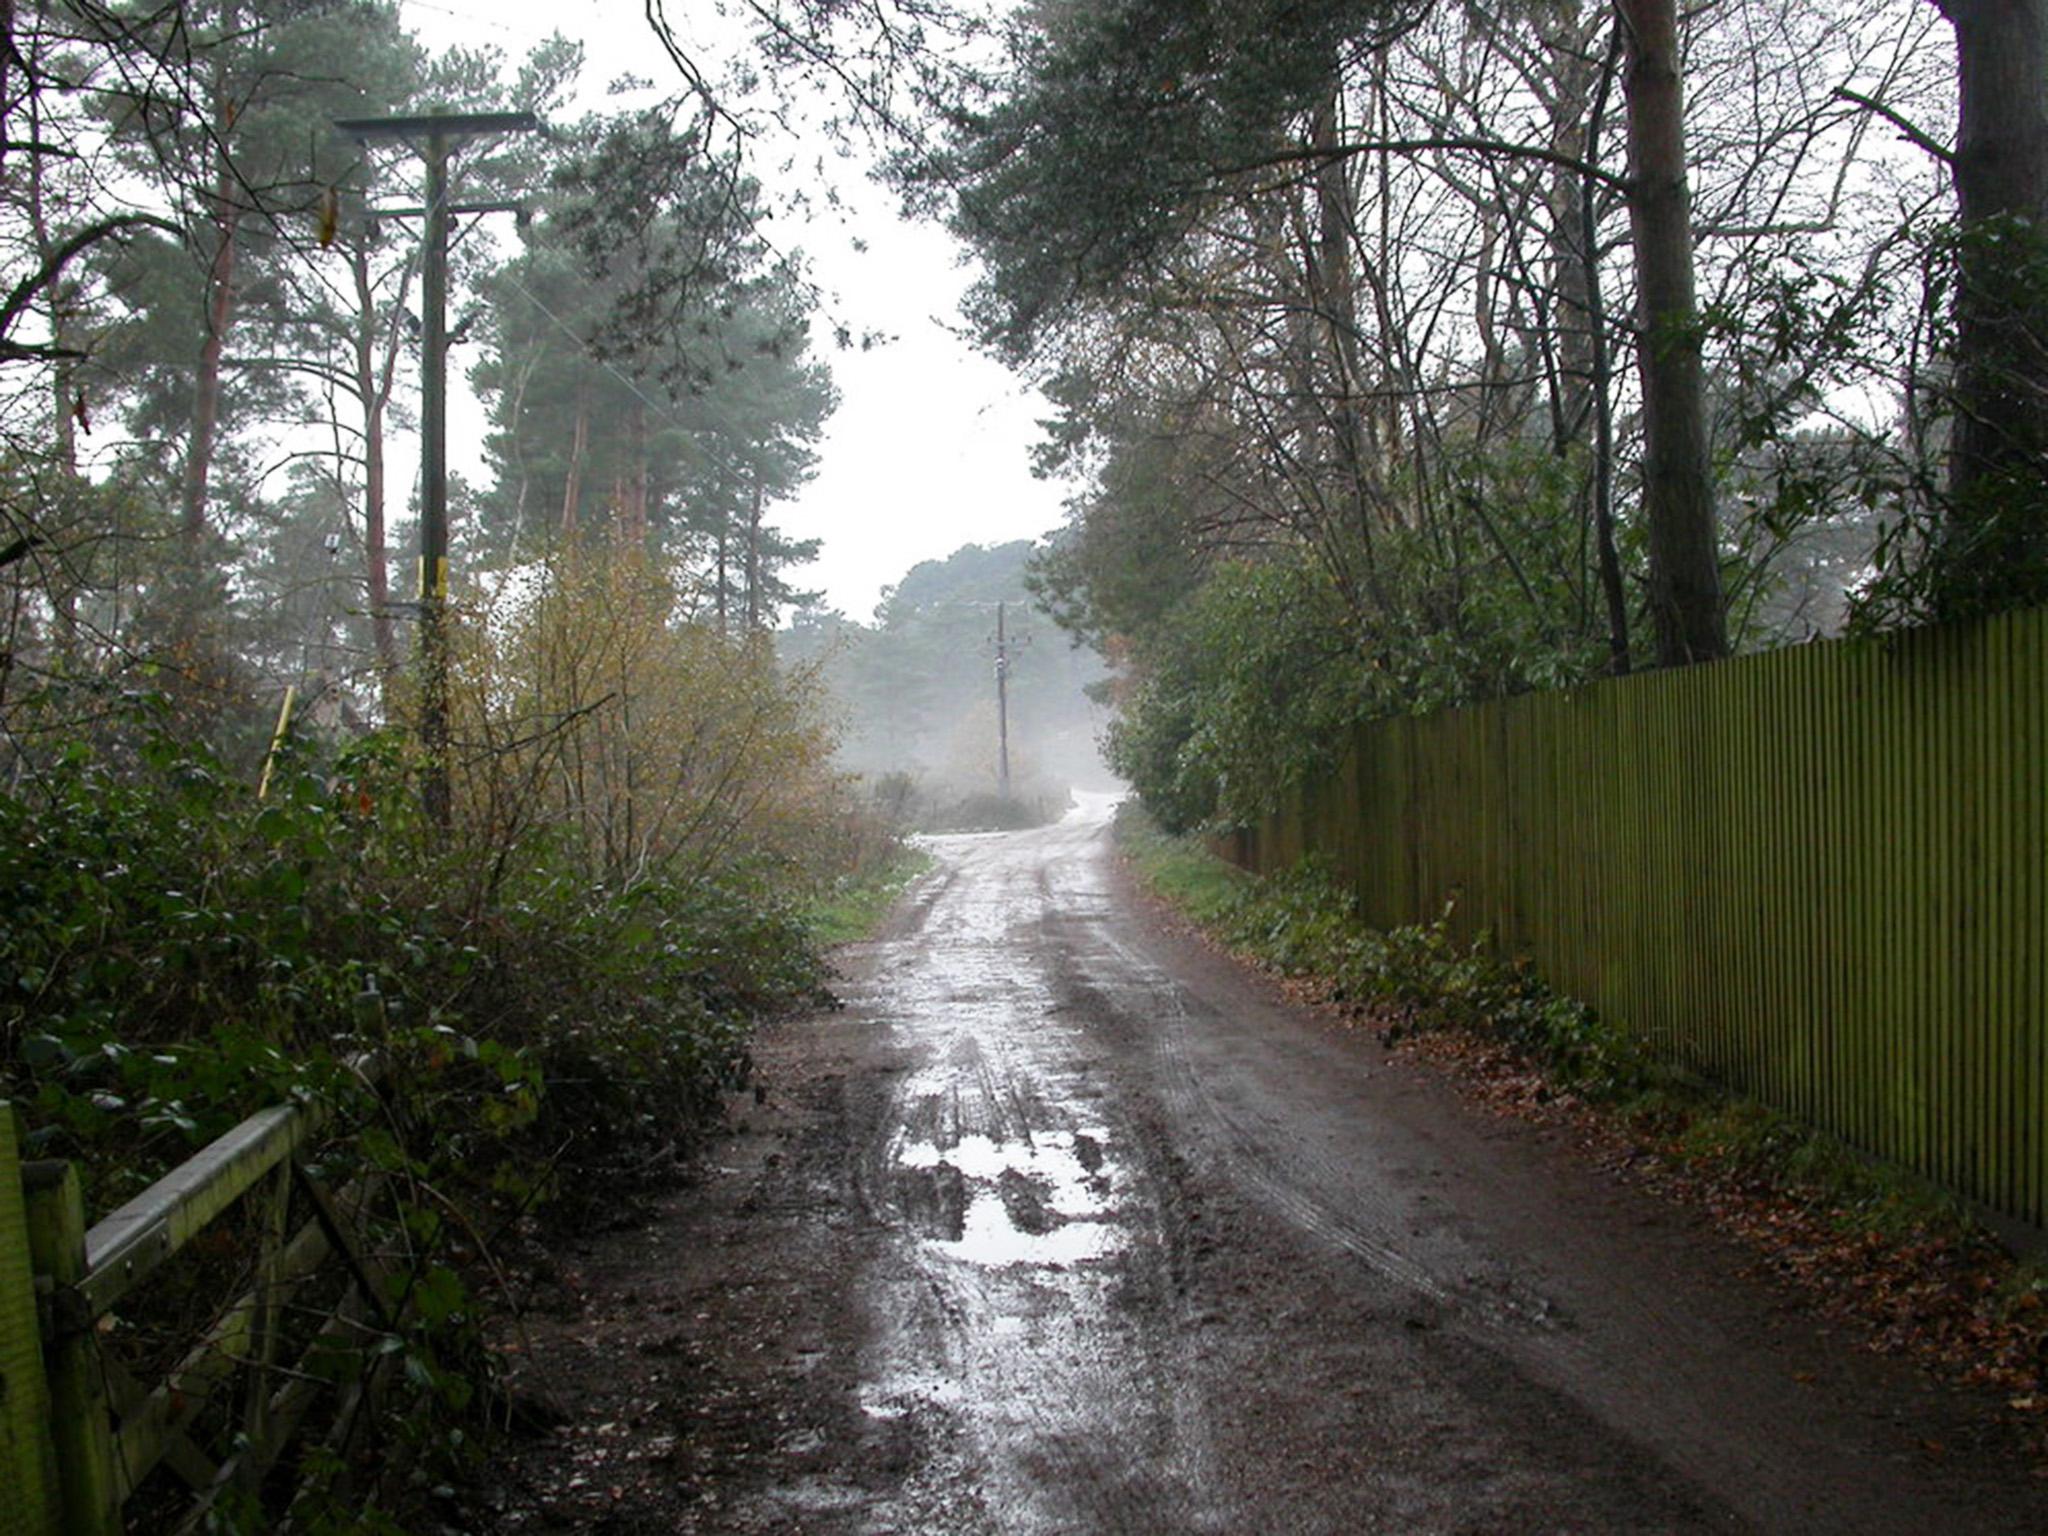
[1,717,828,1210]
[1103,525,1617,835]
[1105,559,1363,831]
[0,706,850,1526]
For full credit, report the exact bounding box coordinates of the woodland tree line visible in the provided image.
[0,1,833,721]
[830,0,2048,829]
[0,10,878,1498]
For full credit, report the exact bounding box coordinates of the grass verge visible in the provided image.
[1115,801,1254,924]
[1115,802,2048,1434]
[808,843,936,945]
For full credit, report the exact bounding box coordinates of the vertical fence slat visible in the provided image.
[1936,628,1960,1191]
[1842,640,1870,1153]
[1900,633,1930,1175]
[1895,636,1917,1171]
[2020,609,2045,1223]
[1980,618,2007,1209]
[1810,643,1833,1127]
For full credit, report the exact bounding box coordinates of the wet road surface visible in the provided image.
[493,794,2046,1534]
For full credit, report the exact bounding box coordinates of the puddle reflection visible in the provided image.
[891,1127,1124,1269]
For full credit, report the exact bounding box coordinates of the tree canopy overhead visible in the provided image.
[0,0,846,741]
[921,0,1427,360]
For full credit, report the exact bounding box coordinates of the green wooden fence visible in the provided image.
[1,1076,405,1534]
[3,1106,60,1535]
[1218,606,2048,1228]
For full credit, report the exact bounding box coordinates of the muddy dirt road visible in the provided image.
[491,795,2044,1534]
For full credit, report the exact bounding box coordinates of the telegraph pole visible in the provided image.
[995,602,1010,798]
[992,602,1031,799]
[334,111,538,825]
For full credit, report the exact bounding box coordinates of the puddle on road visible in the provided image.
[890,1127,1125,1269]
[847,797,1225,1534]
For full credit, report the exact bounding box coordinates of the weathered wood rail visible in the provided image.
[2,1072,405,1535]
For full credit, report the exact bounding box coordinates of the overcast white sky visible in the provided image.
[393,0,1076,623]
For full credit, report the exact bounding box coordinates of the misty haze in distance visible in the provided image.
[780,541,1116,824]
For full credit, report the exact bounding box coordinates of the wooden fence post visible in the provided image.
[22,1160,120,1536]
[0,1103,59,1536]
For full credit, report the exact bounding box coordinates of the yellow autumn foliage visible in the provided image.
[447,549,876,892]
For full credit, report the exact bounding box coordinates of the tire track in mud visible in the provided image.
[1042,926,1783,1524]
[1040,842,1558,1329]
[853,1079,1201,1532]
[837,823,1226,1535]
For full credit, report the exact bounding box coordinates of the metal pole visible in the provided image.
[996,601,1011,799]
[418,131,450,827]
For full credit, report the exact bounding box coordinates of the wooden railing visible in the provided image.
[3,1104,60,1532]
[2,1072,406,1535]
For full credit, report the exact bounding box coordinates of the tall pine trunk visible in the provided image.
[1545,7,1604,447]
[714,506,729,635]
[744,478,763,632]
[1932,0,2048,615]
[561,399,588,539]
[627,406,649,551]
[1618,0,1726,665]
[27,63,82,666]
[182,18,239,556]
[1582,23,1632,674]
[352,236,396,682]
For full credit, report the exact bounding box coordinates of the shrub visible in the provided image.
[0,717,830,1209]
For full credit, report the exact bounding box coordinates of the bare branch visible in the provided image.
[0,212,181,339]
[1215,136,1630,193]
[1832,86,1953,166]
